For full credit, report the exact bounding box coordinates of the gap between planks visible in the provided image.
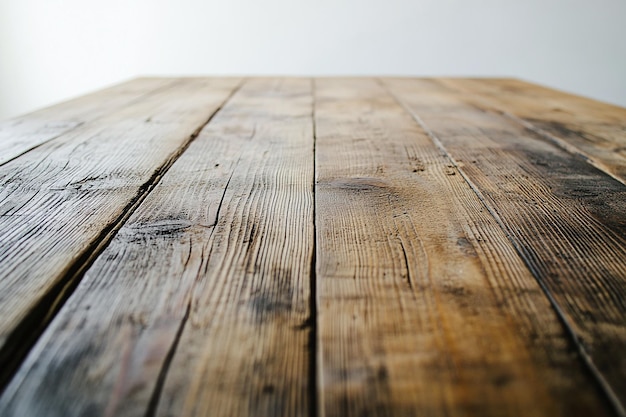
[310,77,321,417]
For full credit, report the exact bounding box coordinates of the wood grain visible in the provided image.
[0,77,242,390]
[0,78,314,417]
[439,78,626,184]
[0,78,174,166]
[314,78,612,417]
[384,77,626,414]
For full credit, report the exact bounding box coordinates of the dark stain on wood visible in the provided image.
[327,177,390,193]
[526,119,605,145]
[516,147,626,233]
[250,267,295,322]
[118,218,193,242]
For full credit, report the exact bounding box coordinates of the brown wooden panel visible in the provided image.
[0,78,314,417]
[384,77,626,415]
[0,77,242,390]
[0,78,173,165]
[314,78,612,417]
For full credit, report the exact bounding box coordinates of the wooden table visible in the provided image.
[0,78,624,417]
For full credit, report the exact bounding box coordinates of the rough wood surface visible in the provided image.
[0,77,624,417]
[0,77,242,389]
[384,77,626,413]
[439,78,626,184]
[0,78,314,417]
[314,78,612,417]
[0,78,173,166]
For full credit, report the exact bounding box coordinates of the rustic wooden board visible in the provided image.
[0,77,242,390]
[0,77,624,417]
[0,78,174,166]
[0,78,314,417]
[439,78,626,184]
[314,78,612,416]
[383,77,626,414]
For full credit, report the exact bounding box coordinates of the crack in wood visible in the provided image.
[397,238,414,291]
[143,303,191,417]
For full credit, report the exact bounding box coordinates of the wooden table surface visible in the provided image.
[0,77,625,417]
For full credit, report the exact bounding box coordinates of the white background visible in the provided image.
[1,0,625,120]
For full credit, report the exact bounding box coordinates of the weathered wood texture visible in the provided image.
[0,78,314,417]
[314,78,613,417]
[439,78,626,183]
[0,77,625,417]
[0,78,173,166]
[384,77,626,413]
[0,78,242,388]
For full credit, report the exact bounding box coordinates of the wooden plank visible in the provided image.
[314,78,613,416]
[0,78,174,165]
[0,77,242,390]
[0,78,314,417]
[439,78,626,183]
[384,77,626,414]
[155,77,314,417]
